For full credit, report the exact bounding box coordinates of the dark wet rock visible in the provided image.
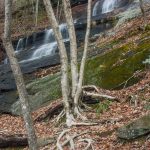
[0,53,61,92]
[0,91,18,113]
[0,64,16,91]
[117,115,150,140]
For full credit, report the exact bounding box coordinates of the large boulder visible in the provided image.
[117,115,150,140]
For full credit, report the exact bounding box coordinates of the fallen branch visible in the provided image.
[0,133,28,148]
[0,132,55,148]
[83,91,119,101]
[34,103,63,122]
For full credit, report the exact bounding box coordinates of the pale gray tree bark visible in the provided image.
[35,0,39,26]
[62,0,78,98]
[3,0,38,150]
[139,0,147,27]
[43,0,74,126]
[74,0,92,118]
[43,0,92,125]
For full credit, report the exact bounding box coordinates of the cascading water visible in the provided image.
[92,1,101,16]
[16,38,24,51]
[44,29,55,44]
[102,0,118,14]
[31,42,58,59]
[30,23,69,60]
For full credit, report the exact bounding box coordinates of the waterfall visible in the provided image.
[32,42,58,59]
[59,23,69,40]
[16,38,24,51]
[92,1,101,16]
[102,0,118,14]
[30,23,69,60]
[44,29,55,44]
[44,23,69,44]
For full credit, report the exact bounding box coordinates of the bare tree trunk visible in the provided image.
[62,0,78,98]
[139,0,147,27]
[35,0,39,27]
[74,0,92,116]
[3,0,38,150]
[43,0,74,126]
[56,0,60,21]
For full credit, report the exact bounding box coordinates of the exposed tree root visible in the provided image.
[56,129,92,150]
[79,138,94,150]
[74,106,87,121]
[53,110,65,123]
[34,85,119,123]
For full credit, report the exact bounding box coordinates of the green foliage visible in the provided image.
[93,100,112,114]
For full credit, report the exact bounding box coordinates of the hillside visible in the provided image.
[0,0,150,149]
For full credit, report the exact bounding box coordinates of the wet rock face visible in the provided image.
[117,115,150,140]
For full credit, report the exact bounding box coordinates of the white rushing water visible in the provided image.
[92,1,101,16]
[93,0,118,16]
[102,0,118,14]
[32,42,58,58]
[16,38,24,51]
[44,23,69,44]
[31,23,69,60]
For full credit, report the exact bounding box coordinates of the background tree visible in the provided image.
[2,0,38,149]
[139,0,147,27]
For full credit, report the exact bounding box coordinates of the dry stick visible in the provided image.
[43,0,71,126]
[62,0,78,97]
[3,1,38,150]
[74,0,92,119]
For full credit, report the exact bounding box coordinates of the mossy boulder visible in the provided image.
[11,73,61,115]
[117,114,150,140]
[84,38,150,89]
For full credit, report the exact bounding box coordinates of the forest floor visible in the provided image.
[1,70,150,150]
[0,5,150,150]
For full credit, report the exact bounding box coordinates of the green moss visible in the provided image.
[84,38,150,89]
[11,73,62,115]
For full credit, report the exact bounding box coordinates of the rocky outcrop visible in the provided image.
[117,115,150,140]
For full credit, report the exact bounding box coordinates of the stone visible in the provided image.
[117,115,150,140]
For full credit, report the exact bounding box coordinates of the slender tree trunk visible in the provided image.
[74,0,92,114]
[35,0,39,27]
[43,0,74,126]
[139,0,146,27]
[56,0,60,21]
[62,0,78,98]
[3,0,38,150]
